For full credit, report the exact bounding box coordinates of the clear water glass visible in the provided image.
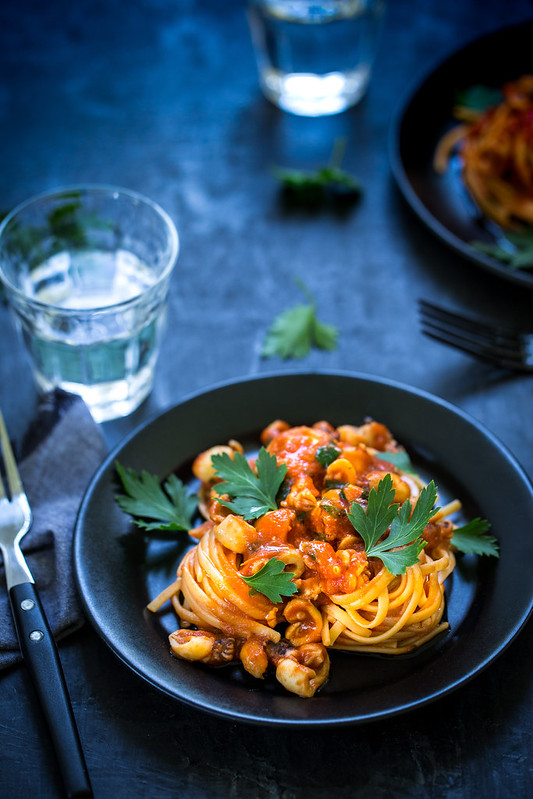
[247,0,386,116]
[0,185,179,422]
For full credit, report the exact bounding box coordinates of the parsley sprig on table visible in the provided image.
[262,279,338,360]
[241,558,298,603]
[274,138,362,206]
[211,447,287,521]
[347,474,438,575]
[115,461,197,532]
[274,164,362,204]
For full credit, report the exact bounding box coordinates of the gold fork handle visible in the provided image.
[9,581,92,798]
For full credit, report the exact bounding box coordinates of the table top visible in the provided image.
[1,1,532,797]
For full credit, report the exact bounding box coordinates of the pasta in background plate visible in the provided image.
[434,75,533,229]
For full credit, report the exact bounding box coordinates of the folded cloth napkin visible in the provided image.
[0,389,107,670]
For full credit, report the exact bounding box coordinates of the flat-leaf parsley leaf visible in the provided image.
[211,447,287,521]
[454,84,502,113]
[241,557,298,603]
[347,475,438,575]
[262,280,338,360]
[115,461,197,532]
[273,139,362,206]
[274,165,363,203]
[315,443,342,467]
[372,449,417,474]
[451,518,499,557]
[471,228,533,271]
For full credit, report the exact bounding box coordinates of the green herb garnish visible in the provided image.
[316,443,342,467]
[241,557,298,603]
[471,229,533,270]
[372,450,417,474]
[274,138,362,205]
[262,279,338,360]
[115,461,197,532]
[320,502,345,518]
[261,303,338,359]
[454,85,502,113]
[451,518,499,557]
[347,475,438,575]
[275,165,363,202]
[211,447,287,521]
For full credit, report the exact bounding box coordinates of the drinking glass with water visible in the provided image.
[0,185,179,422]
[247,0,386,116]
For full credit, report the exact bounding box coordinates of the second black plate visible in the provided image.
[390,19,533,289]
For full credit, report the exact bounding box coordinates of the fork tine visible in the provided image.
[419,299,522,345]
[418,300,527,360]
[420,321,524,367]
[420,316,526,363]
[0,410,24,498]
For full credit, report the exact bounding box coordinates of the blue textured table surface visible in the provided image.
[1,1,532,797]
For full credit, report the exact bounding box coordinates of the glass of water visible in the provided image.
[0,185,179,422]
[247,0,386,116]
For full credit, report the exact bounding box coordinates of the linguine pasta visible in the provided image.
[434,75,533,229]
[148,419,459,698]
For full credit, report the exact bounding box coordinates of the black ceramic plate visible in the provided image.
[74,372,533,726]
[390,20,533,289]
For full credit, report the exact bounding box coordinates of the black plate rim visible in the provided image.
[389,19,533,290]
[74,369,533,727]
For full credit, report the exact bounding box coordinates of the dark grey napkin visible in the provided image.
[0,389,107,669]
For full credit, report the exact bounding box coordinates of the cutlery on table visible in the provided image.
[0,410,92,799]
[418,299,533,373]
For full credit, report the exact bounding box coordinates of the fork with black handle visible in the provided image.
[0,410,92,799]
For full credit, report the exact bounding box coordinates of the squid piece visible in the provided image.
[240,546,305,580]
[283,477,319,511]
[192,442,241,484]
[260,419,290,446]
[267,641,330,698]
[169,629,237,666]
[340,445,374,476]
[241,635,330,697]
[325,457,357,486]
[283,598,323,646]
[423,518,454,552]
[214,514,256,554]
[239,635,269,679]
[171,629,330,698]
[366,470,412,504]
[337,421,393,450]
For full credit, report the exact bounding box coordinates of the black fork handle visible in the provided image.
[9,582,92,799]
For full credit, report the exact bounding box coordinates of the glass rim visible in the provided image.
[0,183,179,315]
